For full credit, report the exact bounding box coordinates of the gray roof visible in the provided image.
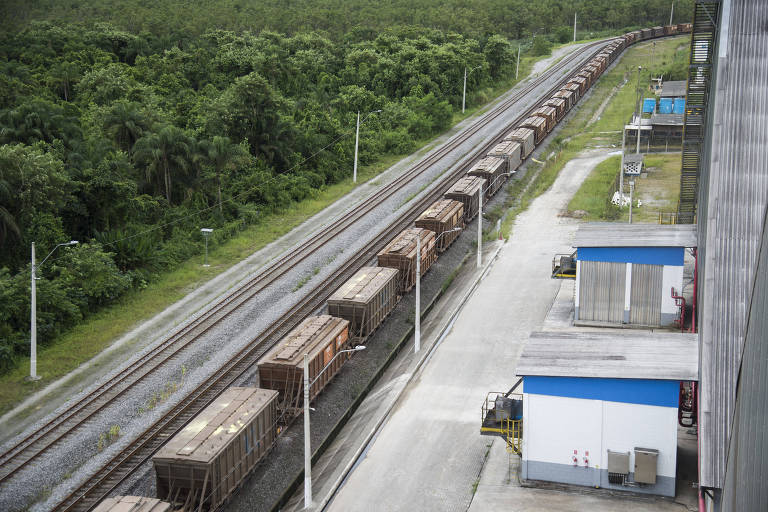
[660,80,687,97]
[698,0,768,490]
[573,223,697,248]
[624,153,644,164]
[516,331,699,380]
[651,113,685,126]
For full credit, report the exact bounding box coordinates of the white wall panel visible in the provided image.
[661,265,685,316]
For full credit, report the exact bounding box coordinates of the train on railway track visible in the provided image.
[60,23,693,512]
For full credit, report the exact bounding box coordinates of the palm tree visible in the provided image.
[103,101,148,152]
[133,125,193,204]
[198,136,249,212]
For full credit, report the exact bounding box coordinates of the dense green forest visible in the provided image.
[0,1,693,375]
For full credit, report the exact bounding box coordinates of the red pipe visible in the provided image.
[690,248,698,333]
[671,287,686,332]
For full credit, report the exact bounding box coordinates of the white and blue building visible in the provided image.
[517,331,698,497]
[573,223,697,327]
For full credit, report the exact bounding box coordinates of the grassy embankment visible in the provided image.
[482,36,689,239]
[0,48,552,415]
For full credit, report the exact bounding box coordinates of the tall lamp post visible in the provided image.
[414,227,462,353]
[462,65,482,114]
[304,345,366,508]
[29,240,78,380]
[201,228,213,267]
[353,109,383,183]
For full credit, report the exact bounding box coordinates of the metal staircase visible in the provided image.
[677,0,721,224]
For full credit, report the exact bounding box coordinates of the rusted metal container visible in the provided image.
[519,115,548,143]
[444,175,486,222]
[532,106,557,132]
[503,127,535,158]
[564,82,581,103]
[327,267,399,340]
[153,387,279,512]
[544,98,566,121]
[258,315,351,409]
[93,496,171,512]
[468,155,510,197]
[553,90,574,112]
[415,199,464,252]
[377,228,437,293]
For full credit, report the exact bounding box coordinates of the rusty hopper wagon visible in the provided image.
[543,98,566,122]
[531,106,557,133]
[93,496,171,512]
[377,228,437,293]
[503,127,535,158]
[519,116,548,144]
[553,90,575,111]
[414,199,464,252]
[153,387,279,512]
[258,315,351,409]
[472,154,513,197]
[564,82,581,103]
[327,266,399,340]
[572,76,589,96]
[444,175,486,222]
[576,71,592,89]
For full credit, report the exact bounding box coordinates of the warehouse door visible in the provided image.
[630,264,663,326]
[578,261,626,323]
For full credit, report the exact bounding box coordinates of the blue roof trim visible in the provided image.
[577,246,684,266]
[524,376,679,408]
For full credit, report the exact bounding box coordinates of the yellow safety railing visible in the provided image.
[480,392,523,455]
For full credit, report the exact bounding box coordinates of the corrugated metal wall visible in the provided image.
[721,207,768,512]
[629,264,663,326]
[697,0,768,491]
[578,261,625,323]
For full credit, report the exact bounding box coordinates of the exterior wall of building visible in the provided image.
[521,377,679,497]
[575,247,684,326]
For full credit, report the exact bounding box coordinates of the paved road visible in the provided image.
[325,151,617,511]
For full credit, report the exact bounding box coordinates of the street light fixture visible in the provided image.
[201,228,213,267]
[353,109,383,183]
[462,65,483,114]
[304,344,366,508]
[29,240,78,381]
[415,227,462,353]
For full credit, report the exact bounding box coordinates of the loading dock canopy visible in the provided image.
[516,331,699,381]
[574,223,697,248]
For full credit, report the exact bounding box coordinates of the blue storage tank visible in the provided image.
[642,98,656,113]
[673,98,686,114]
[659,98,674,114]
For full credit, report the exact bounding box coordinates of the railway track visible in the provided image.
[2,39,610,512]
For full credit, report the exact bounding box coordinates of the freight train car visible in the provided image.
[415,199,464,252]
[468,155,511,197]
[504,127,536,158]
[327,267,399,340]
[378,228,437,293]
[445,175,486,221]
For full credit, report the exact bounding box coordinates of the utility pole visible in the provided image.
[516,46,521,80]
[462,67,467,113]
[635,66,643,154]
[573,12,577,42]
[353,111,360,183]
[30,243,37,381]
[304,353,312,508]
[477,189,483,269]
[629,181,635,223]
[669,1,675,25]
[415,235,421,353]
[619,128,626,201]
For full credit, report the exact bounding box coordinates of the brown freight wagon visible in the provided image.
[652,26,665,38]
[503,127,535,158]
[377,228,437,293]
[327,266,399,340]
[519,115,548,143]
[415,199,464,252]
[564,82,582,103]
[664,24,677,35]
[543,98,566,122]
[486,143,521,175]
[585,64,600,81]
[553,90,574,111]
[93,496,171,512]
[640,28,653,40]
[678,23,692,33]
[532,106,557,132]
[258,315,351,409]
[576,71,592,89]
[153,387,279,512]
[570,76,589,96]
[444,175,486,222]
[468,155,510,197]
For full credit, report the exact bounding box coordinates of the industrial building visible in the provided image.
[573,223,696,327]
[517,331,698,497]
